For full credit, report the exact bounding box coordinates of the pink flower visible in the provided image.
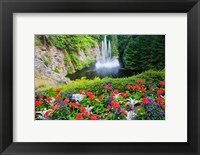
[104,85,110,90]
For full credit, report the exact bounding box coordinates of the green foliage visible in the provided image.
[35,36,42,46]
[41,70,164,97]
[54,65,61,74]
[122,35,165,71]
[35,70,165,120]
[44,35,98,51]
[43,58,51,66]
[35,34,165,78]
[111,35,119,57]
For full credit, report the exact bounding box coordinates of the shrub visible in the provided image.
[39,70,164,97]
[35,70,165,120]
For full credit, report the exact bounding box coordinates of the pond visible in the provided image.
[67,61,137,80]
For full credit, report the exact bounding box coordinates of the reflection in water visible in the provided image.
[68,62,136,80]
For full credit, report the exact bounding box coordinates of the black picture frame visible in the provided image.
[0,0,200,154]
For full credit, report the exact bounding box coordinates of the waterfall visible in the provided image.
[95,36,120,69]
[108,40,111,59]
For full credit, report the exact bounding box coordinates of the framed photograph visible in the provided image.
[0,0,200,154]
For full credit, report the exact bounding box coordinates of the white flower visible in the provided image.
[126,111,136,120]
[35,108,50,120]
[114,93,121,99]
[126,98,139,109]
[50,97,55,103]
[85,105,93,113]
[72,94,85,102]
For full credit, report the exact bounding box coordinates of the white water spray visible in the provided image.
[96,36,120,69]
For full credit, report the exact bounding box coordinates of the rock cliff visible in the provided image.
[35,45,100,91]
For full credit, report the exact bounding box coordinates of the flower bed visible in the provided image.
[35,71,165,120]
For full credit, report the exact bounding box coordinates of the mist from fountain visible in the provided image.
[95,36,120,69]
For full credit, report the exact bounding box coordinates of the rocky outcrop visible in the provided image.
[35,45,100,91]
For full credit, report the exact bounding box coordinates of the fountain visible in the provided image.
[95,36,120,69]
[68,35,134,80]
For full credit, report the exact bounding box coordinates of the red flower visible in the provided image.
[90,96,95,101]
[55,88,60,94]
[113,103,120,109]
[83,111,89,117]
[133,85,141,90]
[52,105,58,111]
[113,89,119,95]
[86,92,93,97]
[121,92,128,98]
[137,79,142,84]
[80,107,86,112]
[162,104,165,109]
[141,98,149,104]
[160,81,165,86]
[43,111,49,118]
[110,93,115,98]
[75,103,81,107]
[126,84,132,89]
[99,95,103,99]
[55,96,61,101]
[111,100,117,105]
[140,89,146,93]
[69,102,76,108]
[156,97,163,103]
[157,89,163,95]
[107,105,111,109]
[104,85,110,90]
[63,98,69,105]
[80,89,86,94]
[120,110,126,115]
[45,97,52,102]
[39,95,43,99]
[90,114,98,120]
[76,113,82,120]
[35,100,41,106]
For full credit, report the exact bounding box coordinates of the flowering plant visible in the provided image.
[35,75,165,120]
